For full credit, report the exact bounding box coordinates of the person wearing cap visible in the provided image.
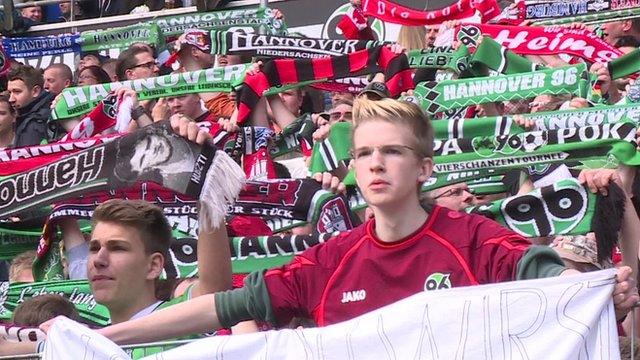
[173,29,238,120]
[175,29,216,71]
[551,233,610,273]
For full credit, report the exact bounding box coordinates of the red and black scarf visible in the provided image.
[235,46,413,125]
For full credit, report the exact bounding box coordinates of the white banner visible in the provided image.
[43,269,621,360]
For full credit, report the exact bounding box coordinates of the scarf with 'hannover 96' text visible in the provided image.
[467,178,624,263]
[361,0,501,25]
[155,7,285,37]
[79,23,164,52]
[409,64,590,115]
[235,46,413,124]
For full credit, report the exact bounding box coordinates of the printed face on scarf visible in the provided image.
[353,119,432,210]
[88,222,163,311]
[129,134,172,176]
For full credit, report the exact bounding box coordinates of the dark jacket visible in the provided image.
[14,91,54,148]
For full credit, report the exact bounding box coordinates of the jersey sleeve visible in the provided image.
[469,215,534,283]
[262,236,344,327]
[215,233,351,328]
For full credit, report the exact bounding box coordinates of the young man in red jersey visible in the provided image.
[66,98,637,343]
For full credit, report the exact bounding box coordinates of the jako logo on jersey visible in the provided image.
[424,273,452,291]
[341,289,366,303]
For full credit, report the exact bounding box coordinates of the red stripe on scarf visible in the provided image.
[462,24,623,63]
[312,58,334,80]
[362,0,500,26]
[236,46,413,124]
[0,134,120,176]
[274,59,299,84]
[347,49,372,73]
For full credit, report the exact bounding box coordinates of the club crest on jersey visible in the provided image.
[424,272,452,291]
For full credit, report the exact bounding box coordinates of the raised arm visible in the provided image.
[97,293,220,344]
[190,221,233,297]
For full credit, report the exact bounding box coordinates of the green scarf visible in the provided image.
[270,114,316,158]
[309,122,352,174]
[80,23,164,52]
[0,280,110,326]
[466,178,624,262]
[51,65,315,120]
[433,122,640,173]
[314,121,640,190]
[0,227,41,260]
[409,64,590,115]
[469,37,541,76]
[431,104,640,139]
[52,64,250,120]
[608,48,640,80]
[154,7,286,37]
[407,45,470,73]
[230,233,336,274]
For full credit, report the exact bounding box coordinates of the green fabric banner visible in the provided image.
[309,122,352,174]
[431,104,640,139]
[153,7,286,37]
[52,64,250,120]
[0,227,41,260]
[320,121,640,191]
[0,280,110,326]
[407,45,470,72]
[608,48,640,80]
[80,23,164,52]
[433,122,640,174]
[469,37,541,76]
[466,178,596,238]
[409,64,590,115]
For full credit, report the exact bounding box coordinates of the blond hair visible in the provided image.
[352,97,434,158]
[9,250,36,283]
[396,25,427,51]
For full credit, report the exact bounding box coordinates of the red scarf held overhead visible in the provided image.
[457,23,623,63]
[0,135,120,176]
[236,46,413,125]
[362,0,500,26]
[337,5,376,40]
